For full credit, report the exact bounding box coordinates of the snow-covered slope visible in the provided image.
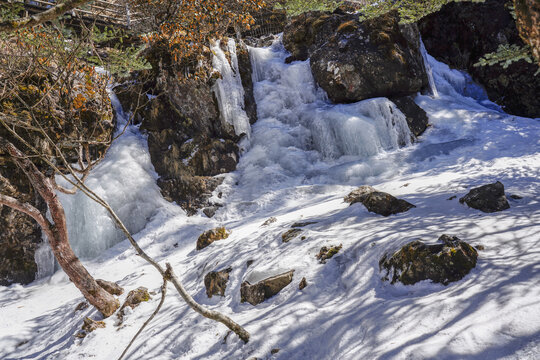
[0,39,539,360]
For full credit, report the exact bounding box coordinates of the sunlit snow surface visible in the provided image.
[1,39,539,360]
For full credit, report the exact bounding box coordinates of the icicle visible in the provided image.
[211,38,252,138]
[419,37,439,98]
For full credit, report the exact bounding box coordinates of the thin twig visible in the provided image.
[118,278,168,360]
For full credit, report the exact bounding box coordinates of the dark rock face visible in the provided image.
[283,10,428,103]
[196,227,230,250]
[204,267,232,298]
[459,181,510,213]
[241,270,294,305]
[419,0,540,117]
[115,37,256,216]
[390,96,429,137]
[0,164,42,286]
[344,185,415,216]
[236,41,257,125]
[380,235,478,285]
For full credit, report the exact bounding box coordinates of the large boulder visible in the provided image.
[380,235,478,285]
[419,0,540,117]
[344,185,415,216]
[241,270,294,305]
[459,181,510,213]
[283,10,429,103]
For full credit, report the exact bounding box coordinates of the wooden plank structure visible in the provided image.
[11,0,142,28]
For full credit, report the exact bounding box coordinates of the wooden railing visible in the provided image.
[14,0,142,28]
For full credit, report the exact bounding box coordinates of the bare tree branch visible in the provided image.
[118,278,168,360]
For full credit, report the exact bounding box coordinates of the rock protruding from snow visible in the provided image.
[96,279,124,296]
[196,227,231,250]
[117,287,151,321]
[459,181,510,213]
[76,317,106,338]
[283,10,428,103]
[241,270,294,305]
[316,244,343,264]
[261,217,277,226]
[204,267,232,298]
[299,277,307,290]
[282,229,303,243]
[345,186,416,216]
[380,235,478,285]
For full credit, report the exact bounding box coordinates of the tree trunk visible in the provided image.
[0,138,119,317]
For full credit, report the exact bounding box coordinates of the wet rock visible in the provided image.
[76,317,106,338]
[509,194,523,200]
[204,267,232,298]
[344,185,415,216]
[196,227,231,250]
[261,217,277,226]
[271,348,280,354]
[96,279,124,296]
[459,181,510,213]
[282,229,303,243]
[241,270,295,305]
[246,260,255,268]
[299,277,307,290]
[284,10,428,103]
[390,96,429,137]
[236,41,257,124]
[316,244,343,264]
[419,0,540,117]
[380,234,478,285]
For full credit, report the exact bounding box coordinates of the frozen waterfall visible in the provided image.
[211,38,252,138]
[224,38,413,198]
[35,92,167,277]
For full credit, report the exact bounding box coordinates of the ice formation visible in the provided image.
[211,38,252,138]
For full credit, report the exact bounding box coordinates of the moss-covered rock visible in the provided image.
[196,227,231,250]
[380,235,478,285]
[316,244,342,264]
[283,10,428,103]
